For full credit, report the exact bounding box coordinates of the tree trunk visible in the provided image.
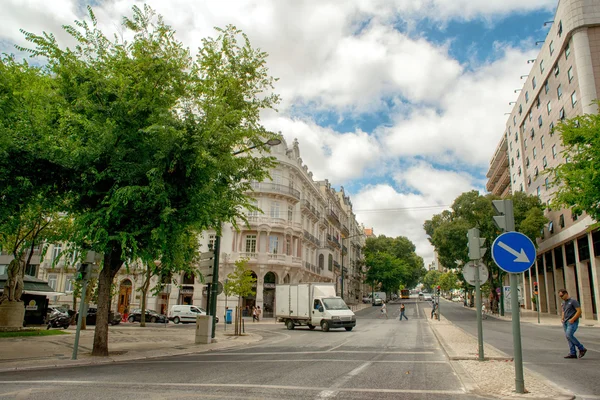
[140,267,151,327]
[92,244,122,357]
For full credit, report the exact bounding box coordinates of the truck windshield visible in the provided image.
[322,298,349,310]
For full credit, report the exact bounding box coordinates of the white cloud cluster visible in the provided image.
[0,0,553,267]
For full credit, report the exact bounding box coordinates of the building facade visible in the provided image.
[4,138,366,319]
[489,0,600,322]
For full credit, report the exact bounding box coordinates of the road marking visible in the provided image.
[132,359,448,364]
[206,350,434,356]
[326,340,350,352]
[347,362,371,376]
[0,380,466,395]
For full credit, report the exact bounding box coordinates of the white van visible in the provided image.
[169,305,207,324]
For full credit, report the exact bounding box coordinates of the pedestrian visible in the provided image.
[257,306,261,322]
[558,289,587,359]
[431,300,437,319]
[399,303,408,321]
[380,302,388,319]
[252,306,258,322]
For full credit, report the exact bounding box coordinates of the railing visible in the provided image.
[333,260,340,269]
[268,253,286,261]
[303,230,321,247]
[239,252,258,260]
[292,256,302,264]
[328,209,340,224]
[250,182,301,200]
[301,199,321,219]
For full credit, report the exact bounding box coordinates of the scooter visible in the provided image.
[46,310,71,329]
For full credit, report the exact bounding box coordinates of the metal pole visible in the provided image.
[475,264,484,360]
[537,293,540,324]
[341,237,344,301]
[72,279,88,360]
[210,235,221,339]
[511,273,525,393]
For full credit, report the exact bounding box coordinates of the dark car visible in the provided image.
[75,307,121,326]
[127,309,168,323]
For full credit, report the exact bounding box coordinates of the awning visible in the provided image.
[0,274,61,297]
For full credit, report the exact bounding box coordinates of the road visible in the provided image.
[0,301,488,400]
[439,299,600,399]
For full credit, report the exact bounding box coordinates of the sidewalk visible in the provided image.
[0,320,262,373]
[429,303,574,399]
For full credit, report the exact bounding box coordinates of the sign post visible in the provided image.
[467,228,487,361]
[492,225,536,394]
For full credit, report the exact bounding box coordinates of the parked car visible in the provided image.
[127,308,168,323]
[169,305,219,324]
[372,298,383,306]
[75,307,121,326]
[418,292,424,300]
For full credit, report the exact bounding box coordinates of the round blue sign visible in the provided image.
[491,232,536,274]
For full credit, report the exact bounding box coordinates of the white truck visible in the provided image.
[276,283,356,332]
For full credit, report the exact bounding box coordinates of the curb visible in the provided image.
[0,331,263,374]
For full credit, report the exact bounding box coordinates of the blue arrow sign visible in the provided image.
[492,232,536,273]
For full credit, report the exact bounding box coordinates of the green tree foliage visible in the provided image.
[364,235,425,293]
[422,270,442,293]
[224,260,256,302]
[3,6,279,355]
[437,271,460,292]
[548,103,600,227]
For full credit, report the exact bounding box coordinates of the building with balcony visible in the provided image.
[490,0,600,323]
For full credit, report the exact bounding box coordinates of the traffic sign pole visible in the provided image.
[467,228,485,361]
[510,272,525,393]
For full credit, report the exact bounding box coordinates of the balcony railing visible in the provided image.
[250,182,301,200]
[268,253,286,261]
[333,260,340,270]
[303,230,321,247]
[327,209,340,225]
[301,199,321,219]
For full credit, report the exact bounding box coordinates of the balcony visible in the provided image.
[303,230,321,247]
[326,234,341,250]
[333,260,340,270]
[250,182,301,201]
[304,261,319,274]
[341,224,350,236]
[243,215,302,231]
[327,209,341,227]
[301,199,321,220]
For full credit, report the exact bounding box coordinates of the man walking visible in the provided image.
[558,289,587,359]
[380,302,388,319]
[399,303,408,321]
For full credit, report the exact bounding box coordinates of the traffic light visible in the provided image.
[533,282,538,295]
[76,263,92,281]
[492,199,515,232]
[467,228,487,260]
[436,286,441,296]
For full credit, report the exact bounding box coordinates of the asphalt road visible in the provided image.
[439,299,600,399]
[0,300,489,400]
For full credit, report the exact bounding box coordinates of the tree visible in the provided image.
[422,270,441,293]
[548,103,600,226]
[224,261,256,305]
[9,5,279,355]
[438,271,459,293]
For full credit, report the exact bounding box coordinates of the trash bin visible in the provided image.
[226,308,232,324]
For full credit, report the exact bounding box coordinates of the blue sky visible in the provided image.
[0,0,558,266]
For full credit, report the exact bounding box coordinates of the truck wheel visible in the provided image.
[345,327,353,331]
[321,320,330,332]
[286,319,295,330]
[308,324,316,330]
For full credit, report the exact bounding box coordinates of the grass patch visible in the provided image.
[0,329,70,338]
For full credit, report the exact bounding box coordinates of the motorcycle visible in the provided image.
[46,309,72,330]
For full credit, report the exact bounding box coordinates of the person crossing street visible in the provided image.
[399,303,408,321]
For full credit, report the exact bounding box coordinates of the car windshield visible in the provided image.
[322,298,349,310]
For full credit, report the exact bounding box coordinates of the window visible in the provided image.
[518,104,522,115]
[532,76,536,89]
[286,238,292,255]
[511,157,514,166]
[271,172,282,185]
[568,67,573,82]
[48,274,58,290]
[565,43,570,59]
[538,115,543,127]
[527,176,531,185]
[524,138,528,150]
[549,122,555,135]
[513,174,516,183]
[543,156,548,169]
[245,235,257,253]
[509,142,513,151]
[545,177,550,189]
[528,111,532,122]
[270,201,280,218]
[540,135,545,148]
[525,157,530,167]
[544,80,549,94]
[525,91,529,103]
[559,214,565,228]
[559,107,565,120]
[547,101,552,115]
[530,128,535,138]
[520,183,524,192]
[558,21,563,37]
[0,265,6,275]
[247,198,258,216]
[64,275,73,292]
[557,84,562,99]
[537,186,541,198]
[288,205,293,222]
[208,234,216,250]
[549,40,554,55]
[571,91,577,107]
[318,254,324,269]
[516,149,520,158]
[535,96,540,109]
[513,116,517,126]
[534,166,539,176]
[533,147,537,159]
[540,60,544,73]
[25,264,37,277]
[518,166,522,176]
[554,64,560,77]
[515,131,519,141]
[552,144,557,158]
[51,244,62,264]
[328,254,333,271]
[269,235,279,253]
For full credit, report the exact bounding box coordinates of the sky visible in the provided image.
[0,0,558,268]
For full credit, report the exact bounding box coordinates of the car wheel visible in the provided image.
[128,316,135,323]
[321,320,330,332]
[150,316,157,323]
[173,317,180,324]
[308,324,316,330]
[286,319,295,330]
[345,327,353,331]
[63,325,69,330]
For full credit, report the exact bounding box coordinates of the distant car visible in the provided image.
[127,309,168,324]
[372,298,383,306]
[362,296,371,304]
[418,292,424,300]
[423,293,433,302]
[75,307,121,326]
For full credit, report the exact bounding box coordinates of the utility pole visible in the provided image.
[467,227,487,361]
